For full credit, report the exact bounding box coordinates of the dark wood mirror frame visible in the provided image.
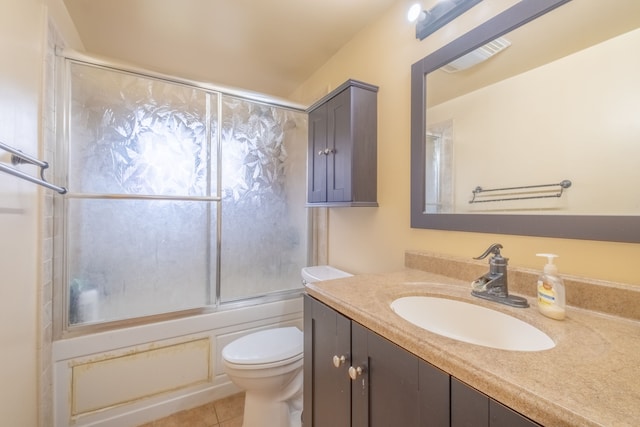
[410,0,640,243]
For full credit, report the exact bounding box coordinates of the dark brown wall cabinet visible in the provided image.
[307,80,378,207]
[304,295,540,427]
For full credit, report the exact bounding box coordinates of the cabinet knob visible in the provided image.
[332,355,346,368]
[348,365,364,380]
[318,148,336,156]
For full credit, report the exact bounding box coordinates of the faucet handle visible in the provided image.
[474,243,503,260]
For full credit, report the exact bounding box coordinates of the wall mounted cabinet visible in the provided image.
[307,80,378,207]
[304,295,540,427]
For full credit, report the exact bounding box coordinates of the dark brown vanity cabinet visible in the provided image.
[304,295,540,427]
[303,295,449,427]
[451,378,540,427]
[306,80,378,207]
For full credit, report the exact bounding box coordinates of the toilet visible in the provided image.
[222,266,352,427]
[301,265,353,285]
[222,327,304,427]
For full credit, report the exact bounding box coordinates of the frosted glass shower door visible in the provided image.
[62,60,308,328]
[66,62,217,325]
[220,97,308,301]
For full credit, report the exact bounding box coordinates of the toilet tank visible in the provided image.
[301,265,352,284]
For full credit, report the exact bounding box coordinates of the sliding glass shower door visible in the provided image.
[62,60,307,327]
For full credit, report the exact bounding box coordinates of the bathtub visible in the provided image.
[52,296,303,427]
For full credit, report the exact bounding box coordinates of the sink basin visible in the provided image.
[390,296,555,351]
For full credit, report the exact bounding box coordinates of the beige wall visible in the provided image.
[290,0,640,285]
[429,28,640,215]
[0,0,637,425]
[0,1,44,425]
[0,1,81,425]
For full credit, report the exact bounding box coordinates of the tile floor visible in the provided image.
[138,392,244,427]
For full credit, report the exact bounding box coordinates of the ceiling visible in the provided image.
[62,0,398,98]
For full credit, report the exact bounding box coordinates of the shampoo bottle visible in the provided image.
[536,254,566,320]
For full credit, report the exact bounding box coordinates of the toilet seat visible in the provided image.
[222,327,303,367]
[224,352,303,371]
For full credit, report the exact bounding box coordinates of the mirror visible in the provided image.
[411,0,640,242]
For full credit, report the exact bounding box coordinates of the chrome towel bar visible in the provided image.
[0,140,67,194]
[469,179,571,204]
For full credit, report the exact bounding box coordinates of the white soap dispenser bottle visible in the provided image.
[536,253,566,320]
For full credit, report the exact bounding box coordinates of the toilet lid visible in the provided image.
[222,327,303,365]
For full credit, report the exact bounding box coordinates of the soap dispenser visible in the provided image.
[536,253,566,320]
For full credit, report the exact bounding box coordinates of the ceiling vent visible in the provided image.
[441,37,511,73]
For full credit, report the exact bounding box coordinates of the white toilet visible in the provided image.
[222,327,304,427]
[222,266,352,427]
[301,265,352,285]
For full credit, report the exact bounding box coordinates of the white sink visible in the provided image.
[390,296,555,351]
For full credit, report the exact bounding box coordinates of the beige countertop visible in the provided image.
[305,268,640,427]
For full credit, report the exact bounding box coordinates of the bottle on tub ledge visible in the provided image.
[69,279,100,324]
[536,253,566,320]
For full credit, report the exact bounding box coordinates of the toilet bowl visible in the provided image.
[222,266,352,427]
[222,327,304,427]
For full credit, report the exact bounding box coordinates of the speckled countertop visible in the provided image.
[305,253,640,427]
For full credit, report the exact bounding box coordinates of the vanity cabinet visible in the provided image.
[303,295,449,427]
[304,295,540,427]
[451,378,540,427]
[306,80,378,207]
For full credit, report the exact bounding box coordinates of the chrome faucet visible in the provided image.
[471,243,529,308]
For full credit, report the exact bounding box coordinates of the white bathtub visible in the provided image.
[52,297,303,427]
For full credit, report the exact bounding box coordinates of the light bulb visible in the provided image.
[407,3,423,22]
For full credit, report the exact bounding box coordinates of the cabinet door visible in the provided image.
[452,378,540,427]
[326,87,353,203]
[490,400,540,427]
[304,296,351,427]
[308,103,328,203]
[368,327,421,426]
[352,322,449,427]
[451,378,489,427]
[419,356,450,427]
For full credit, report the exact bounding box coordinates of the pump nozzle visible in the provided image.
[536,253,559,274]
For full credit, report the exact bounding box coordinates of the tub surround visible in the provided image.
[304,251,640,427]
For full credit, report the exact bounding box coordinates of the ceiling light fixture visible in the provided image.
[410,0,483,41]
[407,3,424,22]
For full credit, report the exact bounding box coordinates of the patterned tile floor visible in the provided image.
[138,392,244,427]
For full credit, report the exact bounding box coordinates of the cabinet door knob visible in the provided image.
[318,150,325,156]
[332,355,346,368]
[348,365,364,380]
